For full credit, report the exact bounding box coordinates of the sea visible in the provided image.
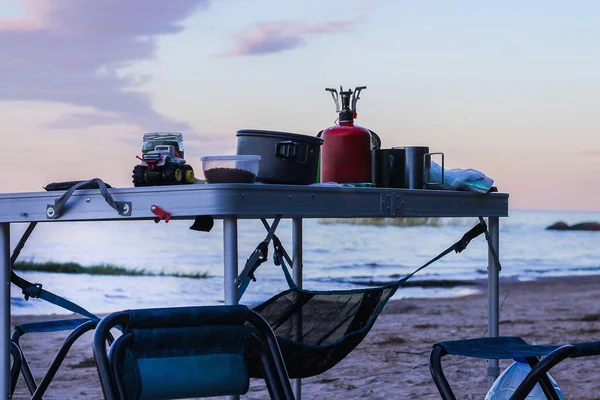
[9,209,600,316]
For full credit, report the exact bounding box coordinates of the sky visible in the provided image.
[0,0,598,211]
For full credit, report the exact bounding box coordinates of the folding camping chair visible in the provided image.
[428,336,600,399]
[93,305,295,400]
[11,317,99,398]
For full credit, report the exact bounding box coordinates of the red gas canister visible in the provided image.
[319,86,378,183]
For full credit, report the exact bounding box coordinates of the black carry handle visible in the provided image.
[275,140,308,163]
[46,178,131,219]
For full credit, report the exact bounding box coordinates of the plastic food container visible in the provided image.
[201,155,261,183]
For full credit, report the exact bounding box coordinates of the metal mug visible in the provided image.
[398,146,445,189]
[371,148,405,188]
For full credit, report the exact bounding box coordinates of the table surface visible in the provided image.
[0,184,509,223]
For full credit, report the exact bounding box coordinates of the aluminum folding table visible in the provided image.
[0,184,509,399]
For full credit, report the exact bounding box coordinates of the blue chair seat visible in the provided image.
[93,305,294,400]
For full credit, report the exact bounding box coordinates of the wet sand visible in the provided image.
[10,275,600,399]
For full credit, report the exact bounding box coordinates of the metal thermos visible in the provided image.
[401,146,444,189]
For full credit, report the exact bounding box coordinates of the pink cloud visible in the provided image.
[223,13,368,56]
[0,0,209,130]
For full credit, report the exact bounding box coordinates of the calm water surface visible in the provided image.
[9,209,600,315]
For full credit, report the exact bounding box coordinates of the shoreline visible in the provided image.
[11,274,600,399]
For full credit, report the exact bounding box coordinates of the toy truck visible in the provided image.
[132,132,195,186]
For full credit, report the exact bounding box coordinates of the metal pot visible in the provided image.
[236,129,323,185]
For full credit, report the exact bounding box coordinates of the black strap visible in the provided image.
[11,222,37,266]
[255,219,489,293]
[272,235,298,289]
[478,217,502,271]
[272,235,294,267]
[10,222,99,320]
[236,241,270,300]
[46,178,131,219]
[10,270,99,320]
[236,216,282,301]
[397,221,487,285]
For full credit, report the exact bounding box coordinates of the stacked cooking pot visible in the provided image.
[236,129,323,185]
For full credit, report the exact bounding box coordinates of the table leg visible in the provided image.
[223,217,239,400]
[292,218,303,288]
[223,217,239,305]
[1,223,10,399]
[292,217,303,399]
[487,216,500,386]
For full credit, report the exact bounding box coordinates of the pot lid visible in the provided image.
[236,129,323,145]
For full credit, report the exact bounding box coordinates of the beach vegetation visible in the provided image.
[318,217,479,227]
[319,217,442,226]
[12,261,209,279]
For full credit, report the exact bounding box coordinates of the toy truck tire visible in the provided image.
[132,165,148,187]
[163,164,183,184]
[182,164,195,184]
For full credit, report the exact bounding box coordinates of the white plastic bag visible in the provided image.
[485,360,564,400]
[429,161,494,193]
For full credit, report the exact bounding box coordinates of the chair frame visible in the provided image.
[93,305,295,400]
[428,337,600,400]
[10,318,100,400]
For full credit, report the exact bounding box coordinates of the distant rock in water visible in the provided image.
[546,221,570,230]
[569,222,600,231]
[546,221,600,231]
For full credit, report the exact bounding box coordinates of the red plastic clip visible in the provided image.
[150,204,171,223]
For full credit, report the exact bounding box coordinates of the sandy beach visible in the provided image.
[10,275,600,399]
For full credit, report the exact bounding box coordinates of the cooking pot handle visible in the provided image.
[275,140,308,163]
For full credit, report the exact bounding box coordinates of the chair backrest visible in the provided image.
[93,305,294,400]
